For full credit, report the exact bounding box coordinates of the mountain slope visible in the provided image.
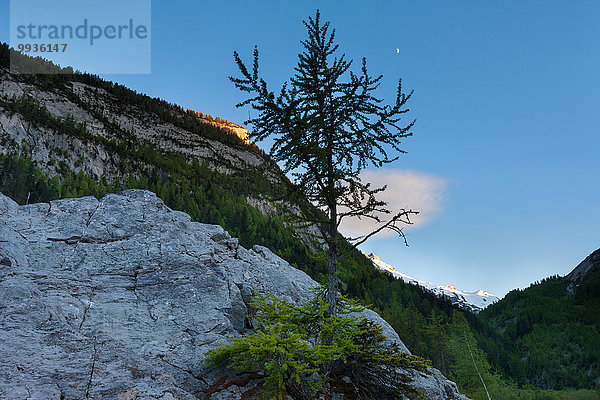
[475,249,600,389]
[566,248,600,297]
[366,253,499,313]
[0,50,271,180]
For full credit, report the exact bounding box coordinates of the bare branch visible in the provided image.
[346,208,419,248]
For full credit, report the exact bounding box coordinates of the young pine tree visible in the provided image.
[230,10,417,316]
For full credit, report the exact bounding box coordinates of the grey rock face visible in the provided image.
[566,248,600,283]
[0,190,468,399]
[410,369,471,400]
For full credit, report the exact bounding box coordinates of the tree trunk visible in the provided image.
[326,244,338,317]
[325,205,338,317]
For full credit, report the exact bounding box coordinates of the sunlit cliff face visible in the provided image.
[187,109,250,144]
[229,125,249,144]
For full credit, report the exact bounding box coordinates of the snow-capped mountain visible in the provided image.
[365,253,499,313]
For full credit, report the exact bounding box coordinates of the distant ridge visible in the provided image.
[365,252,499,313]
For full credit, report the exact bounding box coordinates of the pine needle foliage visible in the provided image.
[204,292,430,399]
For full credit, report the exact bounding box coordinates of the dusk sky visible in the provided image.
[2,1,598,298]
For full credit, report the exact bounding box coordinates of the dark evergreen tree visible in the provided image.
[230,10,417,316]
[425,308,448,373]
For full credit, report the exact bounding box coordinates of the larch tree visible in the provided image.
[230,10,417,317]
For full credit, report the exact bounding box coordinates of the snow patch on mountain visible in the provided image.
[365,253,499,313]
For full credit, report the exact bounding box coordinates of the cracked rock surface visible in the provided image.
[0,190,467,399]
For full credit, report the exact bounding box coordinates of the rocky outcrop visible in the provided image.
[0,190,468,399]
[566,248,600,283]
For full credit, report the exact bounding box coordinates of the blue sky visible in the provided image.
[2,1,599,297]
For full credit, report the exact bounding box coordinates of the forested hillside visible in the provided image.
[1,42,598,399]
[475,260,600,390]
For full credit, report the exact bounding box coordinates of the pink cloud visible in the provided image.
[338,169,447,239]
